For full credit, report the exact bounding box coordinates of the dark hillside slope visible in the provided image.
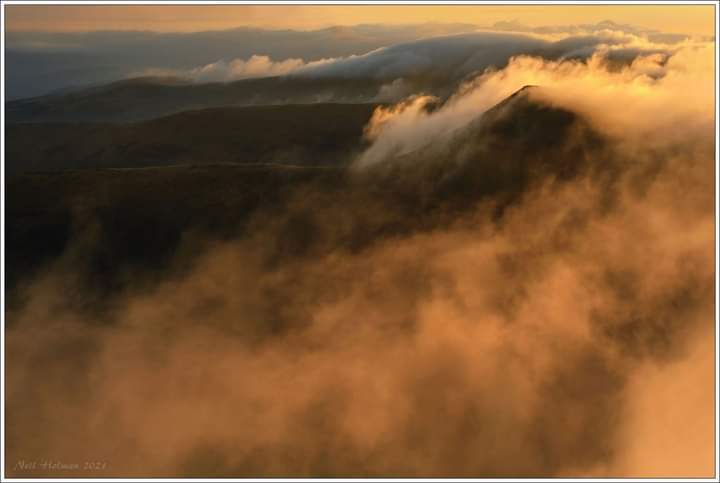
[6,88,615,300]
[6,76,383,123]
[6,103,379,173]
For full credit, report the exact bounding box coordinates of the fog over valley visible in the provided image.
[4,7,716,478]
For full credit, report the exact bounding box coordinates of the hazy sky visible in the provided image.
[5,4,716,35]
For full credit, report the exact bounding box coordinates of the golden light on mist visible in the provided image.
[3,1,717,479]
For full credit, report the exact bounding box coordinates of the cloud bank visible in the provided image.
[142,55,336,82]
[354,37,712,167]
[148,29,680,89]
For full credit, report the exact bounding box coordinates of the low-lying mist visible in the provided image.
[5,32,715,478]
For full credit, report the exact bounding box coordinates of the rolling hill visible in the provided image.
[6,75,384,123]
[6,103,379,173]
